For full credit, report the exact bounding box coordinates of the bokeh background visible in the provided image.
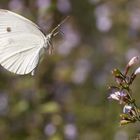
[0,0,140,140]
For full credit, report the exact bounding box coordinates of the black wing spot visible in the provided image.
[6,27,11,32]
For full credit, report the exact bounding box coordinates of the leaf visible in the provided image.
[39,102,60,114]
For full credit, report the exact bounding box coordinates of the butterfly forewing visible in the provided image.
[0,9,45,37]
[0,9,46,75]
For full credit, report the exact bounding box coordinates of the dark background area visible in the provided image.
[0,0,140,140]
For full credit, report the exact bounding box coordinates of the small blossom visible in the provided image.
[123,105,132,114]
[108,90,127,103]
[128,56,139,67]
[134,67,140,75]
[108,91,121,100]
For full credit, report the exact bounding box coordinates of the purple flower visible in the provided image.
[123,105,133,114]
[108,89,128,104]
[108,91,121,100]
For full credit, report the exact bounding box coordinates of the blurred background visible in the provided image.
[0,0,140,140]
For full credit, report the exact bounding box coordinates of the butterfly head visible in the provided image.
[45,16,69,55]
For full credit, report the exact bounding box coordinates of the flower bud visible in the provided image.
[120,114,129,120]
[112,69,122,77]
[134,67,140,75]
[128,56,139,67]
[120,120,132,126]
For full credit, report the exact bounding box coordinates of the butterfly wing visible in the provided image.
[0,9,46,75]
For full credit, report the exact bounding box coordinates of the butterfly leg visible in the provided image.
[47,39,54,55]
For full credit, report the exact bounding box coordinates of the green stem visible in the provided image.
[127,88,140,121]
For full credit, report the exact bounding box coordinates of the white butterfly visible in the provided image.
[0,9,67,75]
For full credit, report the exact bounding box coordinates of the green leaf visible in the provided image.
[39,102,60,114]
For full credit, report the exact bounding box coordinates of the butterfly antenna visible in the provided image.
[51,16,70,36]
[47,16,69,55]
[53,30,64,37]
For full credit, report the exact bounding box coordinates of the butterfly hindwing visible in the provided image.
[0,34,44,74]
